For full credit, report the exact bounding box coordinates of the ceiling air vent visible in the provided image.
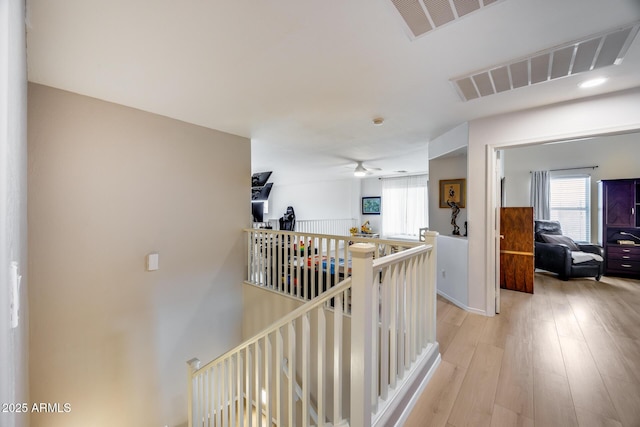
[451,22,640,102]
[390,0,505,39]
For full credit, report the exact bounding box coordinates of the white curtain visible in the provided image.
[530,170,550,220]
[381,174,428,236]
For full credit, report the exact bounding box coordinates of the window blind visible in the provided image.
[381,174,428,236]
[549,175,591,242]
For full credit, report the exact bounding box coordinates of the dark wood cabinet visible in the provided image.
[603,180,635,226]
[599,179,640,277]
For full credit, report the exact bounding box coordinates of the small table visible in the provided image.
[351,233,380,238]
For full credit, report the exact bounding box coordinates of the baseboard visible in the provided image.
[437,290,486,316]
[392,352,442,427]
[372,343,441,427]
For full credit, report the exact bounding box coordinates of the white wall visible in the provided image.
[503,133,640,242]
[428,122,468,160]
[28,84,250,427]
[0,2,29,426]
[436,236,469,309]
[360,177,382,233]
[428,155,468,236]
[468,88,640,314]
[266,177,360,224]
[428,123,469,235]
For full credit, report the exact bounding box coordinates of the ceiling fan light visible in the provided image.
[354,162,367,177]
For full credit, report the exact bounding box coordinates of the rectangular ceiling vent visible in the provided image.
[390,0,502,39]
[451,22,640,102]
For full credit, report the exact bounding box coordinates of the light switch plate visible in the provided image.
[146,252,159,271]
[11,262,21,328]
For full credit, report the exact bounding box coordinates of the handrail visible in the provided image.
[372,243,432,270]
[194,277,352,376]
[243,228,424,248]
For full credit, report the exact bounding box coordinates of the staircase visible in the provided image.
[187,230,440,427]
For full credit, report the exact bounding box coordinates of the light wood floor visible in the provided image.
[404,272,640,427]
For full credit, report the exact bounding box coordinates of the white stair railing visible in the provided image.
[188,231,439,427]
[188,276,353,427]
[245,229,423,303]
[267,218,358,236]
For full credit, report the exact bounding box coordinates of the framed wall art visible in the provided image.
[362,196,381,215]
[439,179,466,208]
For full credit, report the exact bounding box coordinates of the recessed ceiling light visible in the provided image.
[372,117,384,126]
[578,77,608,88]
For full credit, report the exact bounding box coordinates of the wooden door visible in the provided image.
[500,207,534,293]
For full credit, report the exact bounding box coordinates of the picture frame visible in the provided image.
[439,178,466,208]
[362,196,381,215]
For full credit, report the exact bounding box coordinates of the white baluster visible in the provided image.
[187,358,200,427]
[380,265,390,401]
[426,232,438,343]
[232,356,237,427]
[223,360,229,427]
[236,353,242,427]
[389,264,398,389]
[215,364,221,427]
[302,313,310,427]
[246,348,253,427]
[317,306,326,426]
[287,322,295,427]
[275,329,283,426]
[398,261,406,380]
[333,292,343,425]
[265,335,272,427]
[255,341,262,427]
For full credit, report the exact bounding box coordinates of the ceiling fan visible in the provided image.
[353,161,381,177]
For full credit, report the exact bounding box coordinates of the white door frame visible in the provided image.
[484,128,640,316]
[485,145,500,315]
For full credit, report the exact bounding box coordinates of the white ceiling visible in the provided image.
[26,0,640,181]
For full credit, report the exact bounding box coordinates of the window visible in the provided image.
[549,175,590,242]
[381,175,428,237]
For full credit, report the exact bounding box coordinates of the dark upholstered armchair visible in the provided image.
[534,220,604,281]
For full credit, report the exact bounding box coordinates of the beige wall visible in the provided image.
[28,84,250,427]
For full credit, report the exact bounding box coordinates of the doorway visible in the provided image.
[486,130,640,314]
